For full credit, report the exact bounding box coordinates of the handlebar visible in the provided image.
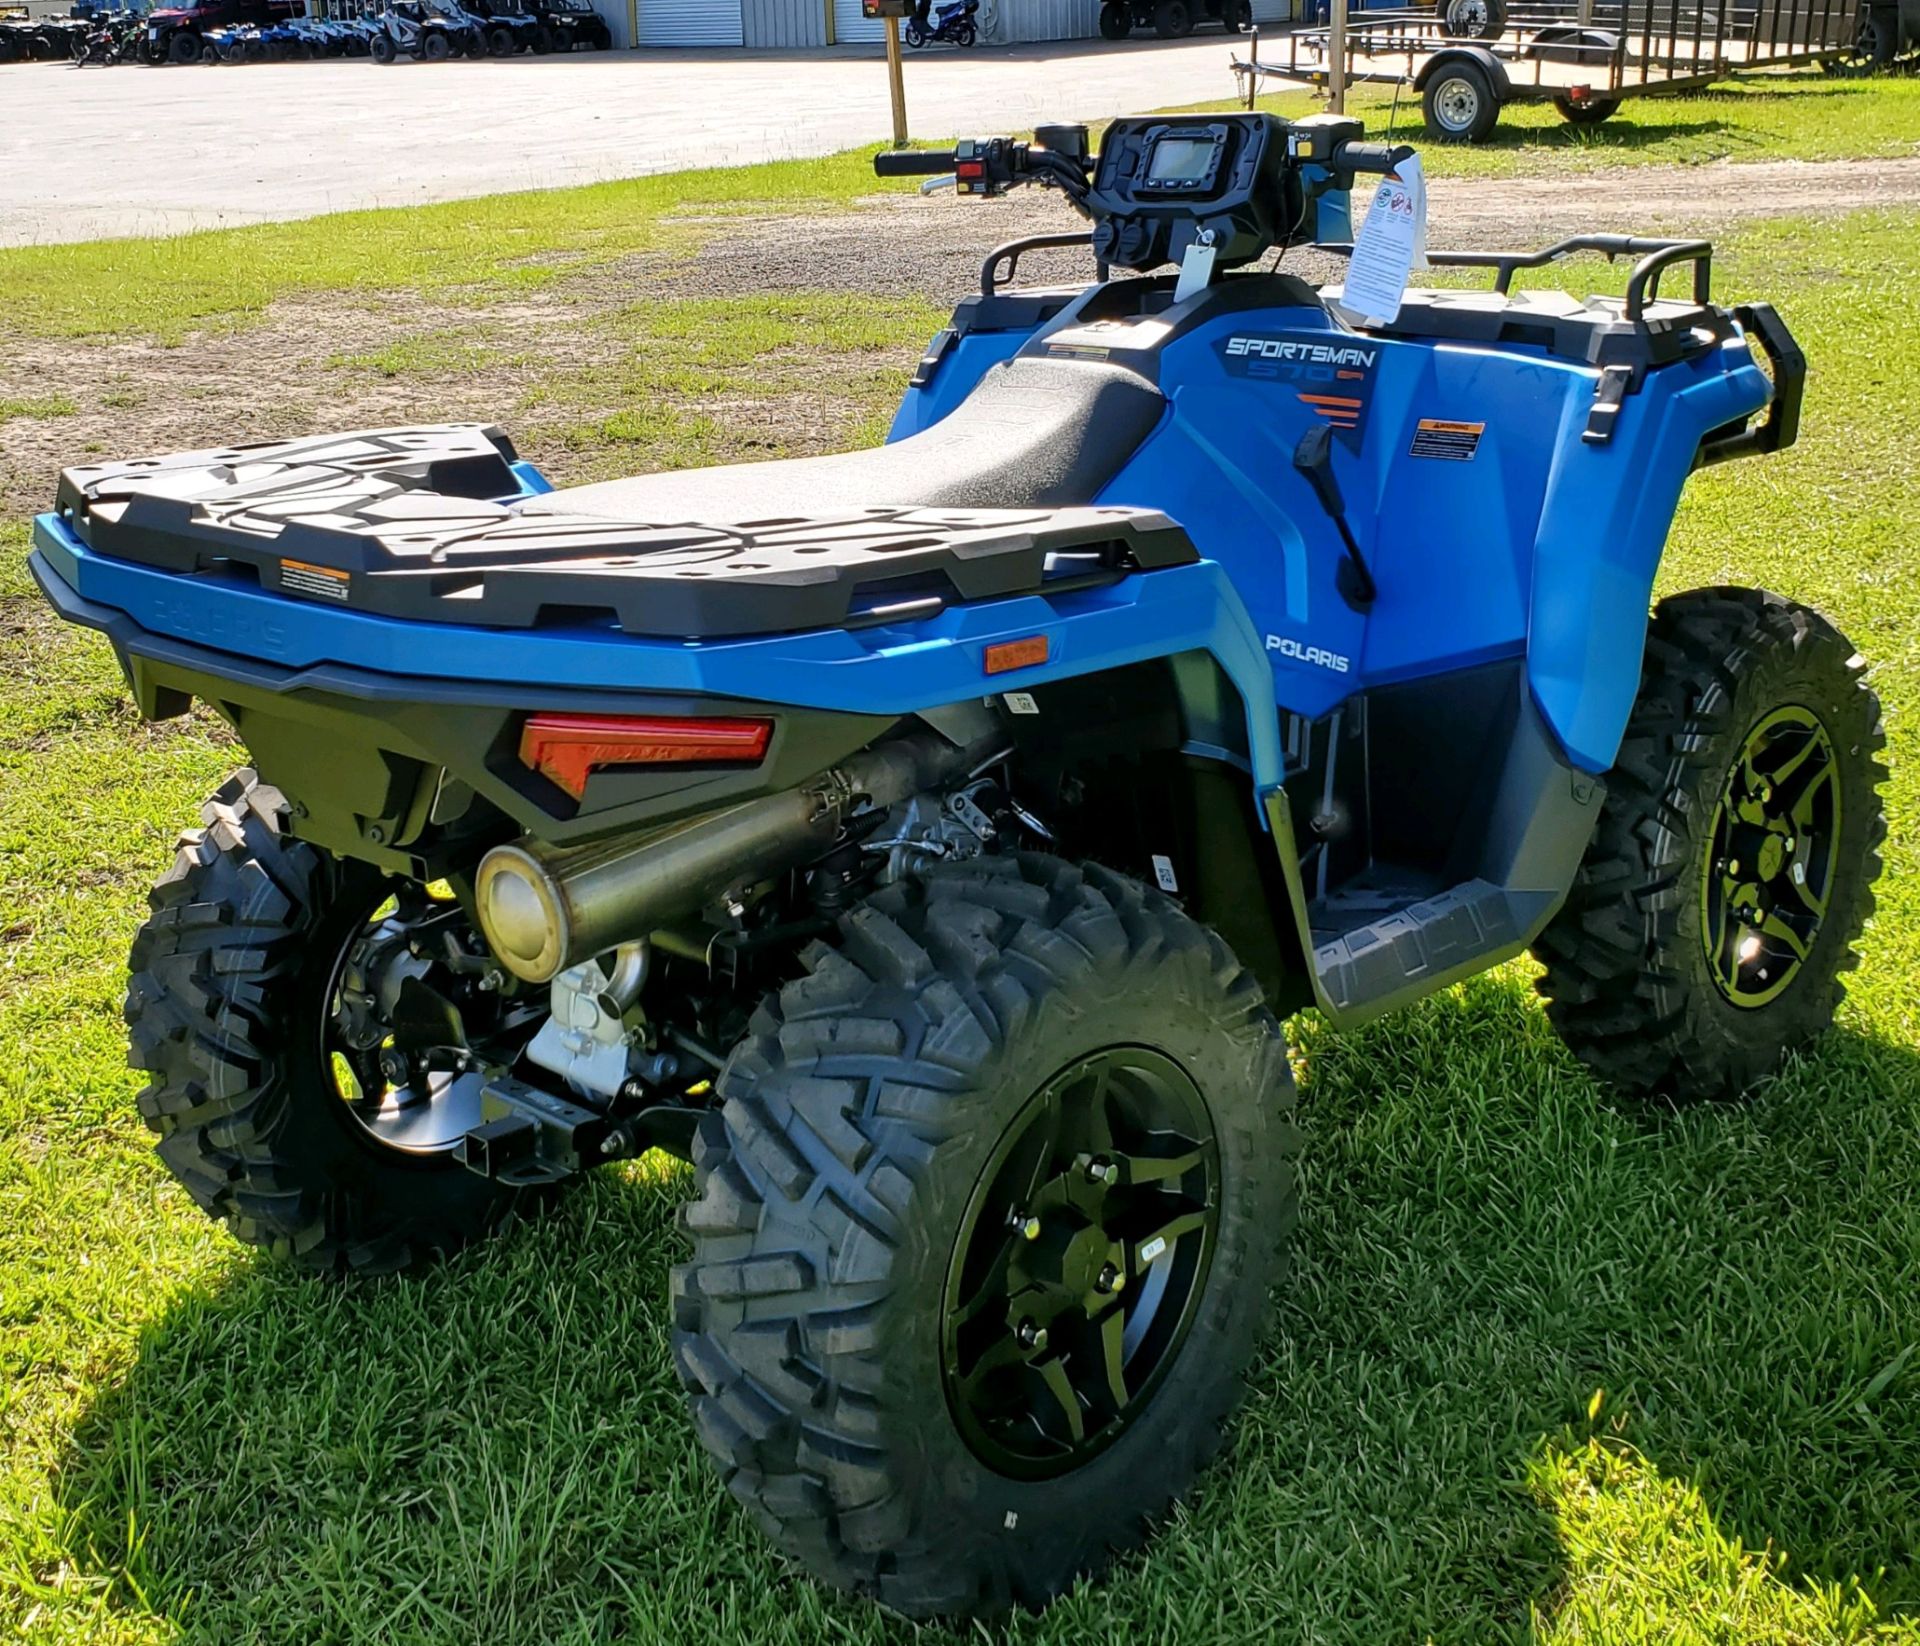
[873,149,960,178]
[1332,140,1417,176]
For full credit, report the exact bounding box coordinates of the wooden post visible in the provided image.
[884,14,908,147]
[1245,25,1258,107]
[1328,0,1347,113]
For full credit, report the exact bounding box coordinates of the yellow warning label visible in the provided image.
[279,558,351,602]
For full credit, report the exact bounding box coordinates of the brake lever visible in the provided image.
[920,176,958,195]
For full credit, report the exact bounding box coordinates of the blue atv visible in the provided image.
[28,112,1885,1617]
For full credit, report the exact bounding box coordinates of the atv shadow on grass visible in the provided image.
[48,978,1917,1641]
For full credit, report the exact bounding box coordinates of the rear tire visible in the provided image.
[1533,588,1887,1100]
[673,854,1296,1617]
[126,771,543,1273]
[369,30,395,59]
[1099,0,1130,34]
[1422,60,1500,141]
[953,17,976,41]
[167,28,201,61]
[422,28,451,58]
[1153,0,1191,34]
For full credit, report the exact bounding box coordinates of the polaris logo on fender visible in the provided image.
[1267,634,1351,673]
[1224,338,1378,369]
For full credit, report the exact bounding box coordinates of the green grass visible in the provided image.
[326,331,512,380]
[2,196,1919,1644]
[1207,66,1920,174]
[536,293,948,470]
[0,150,883,344]
[0,397,76,422]
[2,70,1916,344]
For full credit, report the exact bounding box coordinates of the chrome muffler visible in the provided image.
[474,728,985,984]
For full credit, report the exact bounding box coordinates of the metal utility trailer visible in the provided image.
[1236,0,1866,140]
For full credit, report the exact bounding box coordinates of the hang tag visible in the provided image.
[1174,234,1218,303]
[1336,154,1427,328]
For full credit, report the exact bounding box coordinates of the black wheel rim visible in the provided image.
[320,883,517,1155]
[942,1047,1220,1480]
[1701,704,1843,1008]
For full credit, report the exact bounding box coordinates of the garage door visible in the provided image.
[1250,0,1288,20]
[832,0,886,42]
[638,0,744,44]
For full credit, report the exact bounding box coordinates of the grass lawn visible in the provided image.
[2,178,1918,1642]
[0,70,1917,342]
[1204,65,1920,173]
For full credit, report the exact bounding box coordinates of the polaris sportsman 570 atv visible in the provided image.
[29,112,1883,1617]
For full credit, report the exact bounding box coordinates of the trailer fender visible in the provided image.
[1413,45,1510,99]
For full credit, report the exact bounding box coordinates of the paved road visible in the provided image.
[0,38,1267,246]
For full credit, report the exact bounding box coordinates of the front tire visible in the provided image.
[126,771,542,1272]
[673,854,1296,1616]
[1099,0,1130,34]
[1153,0,1191,35]
[1534,588,1887,1100]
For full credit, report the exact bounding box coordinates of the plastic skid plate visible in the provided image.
[54,425,1197,640]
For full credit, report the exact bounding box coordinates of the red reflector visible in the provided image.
[1569,83,1591,99]
[984,635,1049,675]
[519,713,771,799]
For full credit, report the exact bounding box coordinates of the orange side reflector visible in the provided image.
[984,635,1049,675]
[520,713,771,800]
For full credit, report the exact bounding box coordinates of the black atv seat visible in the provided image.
[522,355,1167,520]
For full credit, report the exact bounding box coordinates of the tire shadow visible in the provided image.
[46,972,1919,1643]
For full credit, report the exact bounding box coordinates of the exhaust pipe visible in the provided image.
[475,728,988,984]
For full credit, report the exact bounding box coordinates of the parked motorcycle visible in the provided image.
[904,0,977,45]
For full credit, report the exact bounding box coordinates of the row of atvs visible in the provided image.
[11,0,611,64]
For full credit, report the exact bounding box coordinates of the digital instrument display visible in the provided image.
[1145,136,1219,185]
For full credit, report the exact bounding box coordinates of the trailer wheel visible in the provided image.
[1833,4,1899,71]
[1534,588,1887,1101]
[1153,0,1192,35]
[673,854,1296,1617]
[1422,60,1500,140]
[1554,94,1619,123]
[1441,0,1504,37]
[1099,1,1131,34]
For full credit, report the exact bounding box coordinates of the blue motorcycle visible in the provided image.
[28,112,1877,1618]
[905,0,978,46]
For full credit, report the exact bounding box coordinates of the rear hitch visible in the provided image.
[455,1073,701,1184]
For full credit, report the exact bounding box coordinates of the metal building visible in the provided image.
[622,0,1285,50]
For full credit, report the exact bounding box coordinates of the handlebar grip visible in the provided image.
[874,149,957,177]
[1333,140,1417,175]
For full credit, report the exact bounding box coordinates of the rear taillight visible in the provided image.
[519,713,772,799]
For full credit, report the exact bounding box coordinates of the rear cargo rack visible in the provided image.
[54,425,1197,641]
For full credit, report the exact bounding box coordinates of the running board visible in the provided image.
[1270,688,1606,1027]
[1312,879,1551,1018]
